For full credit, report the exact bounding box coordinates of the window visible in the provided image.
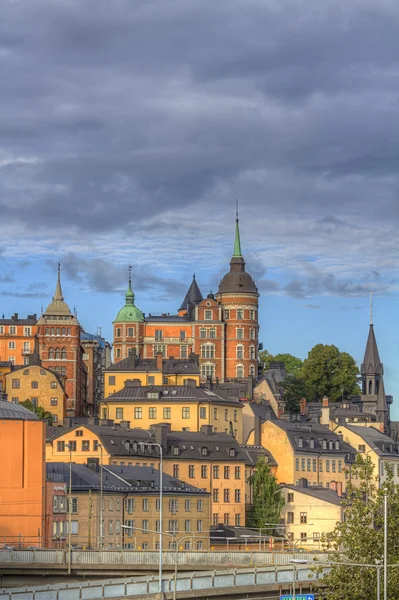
[332,460,336,473]
[108,376,116,386]
[358,444,366,453]
[169,520,178,534]
[149,407,157,419]
[307,458,311,471]
[235,489,241,503]
[163,407,171,419]
[313,459,317,472]
[250,346,255,360]
[235,466,241,479]
[319,460,323,472]
[172,446,179,456]
[224,466,230,479]
[11,397,18,403]
[200,327,207,338]
[201,363,215,379]
[235,514,241,526]
[250,328,255,340]
[180,345,188,359]
[9,356,15,365]
[142,498,149,512]
[124,519,134,535]
[61,348,67,359]
[287,492,294,503]
[205,310,212,320]
[295,458,300,471]
[199,407,207,419]
[71,498,78,514]
[236,365,244,378]
[142,520,149,532]
[134,408,142,419]
[126,499,135,514]
[68,441,77,451]
[213,407,218,420]
[23,341,30,352]
[213,489,219,502]
[115,348,121,358]
[116,408,124,419]
[298,437,303,448]
[93,440,99,451]
[237,309,243,319]
[313,532,320,542]
[8,341,15,350]
[326,460,330,472]
[236,328,243,339]
[250,309,255,320]
[31,397,38,407]
[12,379,20,389]
[300,532,307,542]
[301,458,305,471]
[189,465,195,478]
[173,464,179,478]
[197,520,203,532]
[322,440,327,450]
[154,344,167,357]
[209,327,216,339]
[338,460,343,473]
[127,327,135,337]
[229,448,235,458]
[9,326,16,335]
[197,500,203,512]
[169,499,178,513]
[201,344,215,359]
[82,441,90,451]
[213,465,220,479]
[50,381,57,390]
[185,520,191,532]
[223,513,230,525]
[182,407,190,419]
[224,309,230,319]
[236,345,243,359]
[185,499,191,512]
[201,465,208,478]
[75,430,83,437]
[57,441,65,452]
[287,512,294,523]
[300,512,307,524]
[69,521,79,535]
[155,330,163,341]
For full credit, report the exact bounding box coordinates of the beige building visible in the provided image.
[281,479,343,549]
[46,462,210,550]
[5,364,67,424]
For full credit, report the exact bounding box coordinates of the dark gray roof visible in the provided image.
[281,483,343,506]
[104,384,242,406]
[246,402,274,421]
[272,420,355,459]
[46,463,208,495]
[179,276,203,311]
[0,399,39,421]
[146,315,189,322]
[218,256,258,295]
[106,355,199,375]
[0,313,37,325]
[362,325,383,375]
[240,444,278,467]
[345,425,399,457]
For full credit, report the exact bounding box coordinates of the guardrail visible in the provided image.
[0,549,328,567]
[0,564,328,600]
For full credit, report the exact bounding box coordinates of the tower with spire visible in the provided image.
[37,264,86,417]
[112,266,145,362]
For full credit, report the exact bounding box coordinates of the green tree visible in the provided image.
[300,344,360,402]
[247,457,284,533]
[280,375,307,413]
[258,349,274,372]
[20,400,53,425]
[259,349,303,376]
[314,455,399,599]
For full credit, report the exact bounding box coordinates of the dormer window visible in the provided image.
[309,438,315,449]
[298,437,303,448]
[205,310,212,320]
[322,440,327,450]
[335,441,340,451]
[328,441,333,450]
[229,448,236,458]
[173,446,179,456]
[132,441,138,452]
[147,391,160,400]
[201,447,208,456]
[124,440,131,451]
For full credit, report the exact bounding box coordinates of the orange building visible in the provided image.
[0,395,45,546]
[113,217,259,382]
[0,313,38,366]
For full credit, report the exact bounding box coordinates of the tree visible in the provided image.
[259,349,303,376]
[313,455,399,599]
[19,400,53,425]
[247,457,284,533]
[300,344,360,402]
[280,375,307,413]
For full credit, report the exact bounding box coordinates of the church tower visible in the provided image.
[37,264,86,417]
[215,212,259,380]
[113,267,145,362]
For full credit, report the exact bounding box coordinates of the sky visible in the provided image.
[1,0,399,415]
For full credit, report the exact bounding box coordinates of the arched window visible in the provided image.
[236,345,244,359]
[55,348,61,359]
[236,364,244,379]
[49,348,55,359]
[61,348,67,359]
[368,380,373,394]
[23,369,30,375]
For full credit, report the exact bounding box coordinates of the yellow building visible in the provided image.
[46,421,247,528]
[0,361,13,393]
[104,352,200,397]
[247,419,356,491]
[47,462,210,549]
[5,364,67,425]
[281,480,343,549]
[100,381,243,442]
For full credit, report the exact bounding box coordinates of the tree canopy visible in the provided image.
[280,375,307,413]
[20,400,53,425]
[259,350,303,376]
[301,343,361,402]
[247,457,284,533]
[314,455,399,599]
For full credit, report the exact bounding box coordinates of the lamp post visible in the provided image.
[290,558,308,600]
[98,444,104,549]
[142,442,163,594]
[65,443,73,575]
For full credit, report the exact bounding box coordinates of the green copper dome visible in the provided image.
[113,278,144,323]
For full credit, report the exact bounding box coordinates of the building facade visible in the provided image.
[0,313,38,365]
[81,331,112,415]
[112,217,259,382]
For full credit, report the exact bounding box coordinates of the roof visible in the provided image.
[240,443,278,467]
[103,384,242,406]
[81,332,106,349]
[179,275,203,311]
[361,325,382,375]
[0,314,37,325]
[113,278,144,324]
[146,315,189,322]
[345,425,399,457]
[281,483,343,506]
[46,463,208,495]
[106,355,199,375]
[270,419,355,458]
[0,399,39,421]
[43,265,74,318]
[217,218,258,296]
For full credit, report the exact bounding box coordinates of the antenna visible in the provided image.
[370,291,373,326]
[236,198,239,220]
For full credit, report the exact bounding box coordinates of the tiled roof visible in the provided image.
[0,400,39,421]
[146,315,189,322]
[281,483,343,506]
[345,425,399,457]
[240,444,278,467]
[0,315,37,325]
[104,385,242,406]
[106,355,199,375]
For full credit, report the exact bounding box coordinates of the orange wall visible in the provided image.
[0,419,45,543]
[0,324,37,365]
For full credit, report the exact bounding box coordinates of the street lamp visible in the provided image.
[141,442,163,594]
[98,444,104,549]
[64,443,73,575]
[290,558,308,600]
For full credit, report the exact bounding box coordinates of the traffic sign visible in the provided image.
[280,595,314,600]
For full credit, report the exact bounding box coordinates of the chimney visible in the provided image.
[336,482,343,497]
[321,396,330,425]
[330,481,337,492]
[86,457,100,472]
[299,398,307,415]
[254,415,262,446]
[186,378,196,388]
[200,424,213,435]
[120,421,131,429]
[100,419,114,426]
[156,352,163,371]
[205,376,214,391]
[151,423,171,451]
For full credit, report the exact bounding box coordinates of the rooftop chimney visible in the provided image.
[299,398,307,415]
[120,421,131,429]
[321,396,330,425]
[125,379,142,387]
[156,352,163,371]
[151,423,171,451]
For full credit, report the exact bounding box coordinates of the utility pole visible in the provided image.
[384,492,388,600]
[88,490,92,549]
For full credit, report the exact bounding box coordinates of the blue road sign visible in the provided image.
[280,595,314,600]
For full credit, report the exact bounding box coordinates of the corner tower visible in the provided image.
[360,321,389,433]
[113,267,145,362]
[215,211,259,381]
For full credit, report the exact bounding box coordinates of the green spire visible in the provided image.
[113,265,144,323]
[125,265,134,305]
[233,202,242,257]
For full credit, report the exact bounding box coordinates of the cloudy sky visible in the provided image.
[1,0,399,413]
